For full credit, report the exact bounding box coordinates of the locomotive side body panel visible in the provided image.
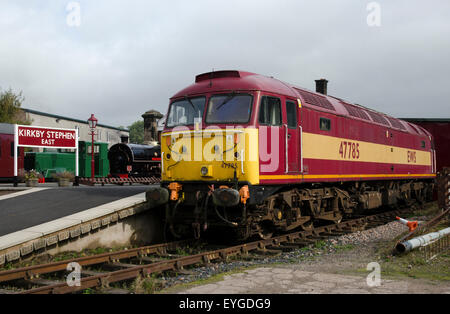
[259,106,434,184]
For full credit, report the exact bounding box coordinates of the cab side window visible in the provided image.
[259,96,282,126]
[320,118,331,131]
[286,101,297,128]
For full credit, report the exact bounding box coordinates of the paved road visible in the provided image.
[0,186,151,236]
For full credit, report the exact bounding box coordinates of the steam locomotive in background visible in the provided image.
[108,142,161,178]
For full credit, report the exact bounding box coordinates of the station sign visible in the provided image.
[13,124,79,182]
[17,125,77,148]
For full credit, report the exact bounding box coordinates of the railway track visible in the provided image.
[0,208,408,294]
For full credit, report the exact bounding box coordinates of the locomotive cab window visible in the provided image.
[166,96,206,128]
[259,96,282,126]
[421,140,426,148]
[206,94,253,124]
[286,101,297,128]
[320,118,331,131]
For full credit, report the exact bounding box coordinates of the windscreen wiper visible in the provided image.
[184,96,202,119]
[216,92,236,111]
[184,96,198,112]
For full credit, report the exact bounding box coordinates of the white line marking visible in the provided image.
[0,188,50,202]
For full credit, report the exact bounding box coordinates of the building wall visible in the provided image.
[403,119,450,172]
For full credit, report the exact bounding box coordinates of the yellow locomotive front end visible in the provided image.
[146,92,264,240]
[161,127,259,185]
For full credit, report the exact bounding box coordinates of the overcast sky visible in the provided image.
[0,1,449,128]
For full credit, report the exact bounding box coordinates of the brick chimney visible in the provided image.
[315,79,328,95]
[142,110,163,144]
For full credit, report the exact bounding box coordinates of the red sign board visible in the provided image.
[17,125,77,148]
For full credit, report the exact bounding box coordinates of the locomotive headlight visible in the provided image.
[200,165,212,177]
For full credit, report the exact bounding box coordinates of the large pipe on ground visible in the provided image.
[396,227,450,253]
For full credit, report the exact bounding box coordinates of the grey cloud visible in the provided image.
[0,0,449,127]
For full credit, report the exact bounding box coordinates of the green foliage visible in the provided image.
[0,88,28,124]
[128,120,144,144]
[24,170,42,180]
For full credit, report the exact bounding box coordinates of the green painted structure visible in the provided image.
[24,141,110,178]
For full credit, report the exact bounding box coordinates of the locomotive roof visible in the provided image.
[171,70,430,137]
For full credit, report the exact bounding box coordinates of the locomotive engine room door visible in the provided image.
[285,99,300,173]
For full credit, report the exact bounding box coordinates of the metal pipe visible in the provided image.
[396,227,450,253]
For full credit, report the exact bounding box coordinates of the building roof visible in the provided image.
[401,118,450,123]
[22,108,129,132]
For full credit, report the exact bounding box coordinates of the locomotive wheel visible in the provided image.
[300,221,313,231]
[257,221,274,240]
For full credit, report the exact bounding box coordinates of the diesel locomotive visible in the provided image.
[146,70,436,240]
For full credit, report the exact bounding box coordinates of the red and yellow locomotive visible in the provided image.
[147,70,435,240]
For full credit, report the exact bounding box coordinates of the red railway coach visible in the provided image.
[0,123,24,182]
[149,70,435,240]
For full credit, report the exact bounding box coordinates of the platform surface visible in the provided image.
[0,186,150,237]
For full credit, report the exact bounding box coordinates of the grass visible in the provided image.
[129,273,162,294]
[403,202,442,219]
[371,215,450,282]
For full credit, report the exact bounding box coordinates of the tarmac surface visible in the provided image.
[0,185,150,236]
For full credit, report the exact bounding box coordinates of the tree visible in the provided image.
[128,120,144,144]
[0,88,28,124]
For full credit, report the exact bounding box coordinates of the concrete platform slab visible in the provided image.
[0,230,43,251]
[64,193,146,222]
[25,218,83,236]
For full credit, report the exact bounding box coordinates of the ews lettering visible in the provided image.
[407,151,417,163]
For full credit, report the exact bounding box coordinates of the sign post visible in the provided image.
[14,125,78,187]
[13,124,18,187]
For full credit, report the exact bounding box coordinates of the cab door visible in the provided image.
[285,99,300,172]
[258,95,284,174]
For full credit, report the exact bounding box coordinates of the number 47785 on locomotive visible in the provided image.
[146,70,435,240]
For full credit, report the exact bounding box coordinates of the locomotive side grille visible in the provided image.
[294,88,335,111]
[341,102,370,121]
[386,117,406,130]
[367,111,390,126]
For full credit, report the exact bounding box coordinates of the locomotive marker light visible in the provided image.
[87,114,98,180]
[13,125,79,187]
